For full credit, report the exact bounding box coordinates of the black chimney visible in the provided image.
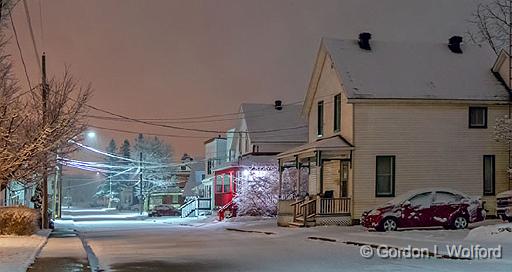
[274,100,283,110]
[448,36,463,54]
[358,32,372,50]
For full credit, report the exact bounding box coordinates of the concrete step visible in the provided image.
[288,221,305,228]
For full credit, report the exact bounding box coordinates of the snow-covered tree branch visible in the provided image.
[233,164,307,216]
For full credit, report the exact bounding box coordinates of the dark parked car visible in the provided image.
[361,188,485,232]
[148,204,180,217]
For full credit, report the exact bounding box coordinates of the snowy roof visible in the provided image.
[240,103,308,144]
[277,135,353,159]
[183,162,205,196]
[309,38,509,106]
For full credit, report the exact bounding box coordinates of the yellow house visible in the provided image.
[277,34,512,227]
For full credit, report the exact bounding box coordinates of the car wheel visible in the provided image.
[452,216,468,230]
[377,217,397,232]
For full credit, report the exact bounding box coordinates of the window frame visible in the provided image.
[334,94,341,132]
[375,155,396,197]
[468,107,488,128]
[483,155,495,196]
[317,100,324,137]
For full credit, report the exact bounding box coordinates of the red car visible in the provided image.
[148,204,181,217]
[361,188,485,232]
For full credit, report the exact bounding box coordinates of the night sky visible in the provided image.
[8,0,481,159]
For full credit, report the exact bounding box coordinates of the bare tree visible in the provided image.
[468,0,510,54]
[0,4,91,192]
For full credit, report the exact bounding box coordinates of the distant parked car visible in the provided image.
[496,190,512,222]
[361,188,485,232]
[148,204,180,217]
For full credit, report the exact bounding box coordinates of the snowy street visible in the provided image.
[51,209,512,272]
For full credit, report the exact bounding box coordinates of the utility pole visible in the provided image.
[53,162,62,219]
[41,53,49,229]
[139,152,143,215]
[509,0,512,190]
[108,176,112,208]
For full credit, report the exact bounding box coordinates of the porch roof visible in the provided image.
[277,135,354,159]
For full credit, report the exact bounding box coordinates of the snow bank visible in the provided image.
[465,223,512,244]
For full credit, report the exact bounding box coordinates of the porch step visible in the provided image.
[288,221,305,228]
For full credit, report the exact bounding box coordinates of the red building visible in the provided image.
[213,166,240,208]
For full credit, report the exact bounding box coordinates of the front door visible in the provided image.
[340,161,349,197]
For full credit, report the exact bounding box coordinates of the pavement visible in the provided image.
[12,208,512,272]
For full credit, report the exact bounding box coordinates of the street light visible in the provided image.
[86,131,96,139]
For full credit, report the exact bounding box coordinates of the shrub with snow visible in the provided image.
[233,165,307,217]
[0,206,38,235]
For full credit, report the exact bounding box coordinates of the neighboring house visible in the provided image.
[147,154,194,210]
[1,181,34,207]
[278,34,511,227]
[211,103,308,214]
[183,161,206,198]
[201,136,228,206]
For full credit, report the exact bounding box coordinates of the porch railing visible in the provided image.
[318,197,351,215]
[290,199,305,223]
[180,197,212,218]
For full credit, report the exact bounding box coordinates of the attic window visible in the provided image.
[469,107,487,128]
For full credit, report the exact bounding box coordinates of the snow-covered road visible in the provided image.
[62,212,512,272]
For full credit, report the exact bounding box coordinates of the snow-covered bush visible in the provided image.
[233,165,307,216]
[0,206,38,235]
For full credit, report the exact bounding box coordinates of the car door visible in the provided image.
[431,191,462,226]
[400,192,434,228]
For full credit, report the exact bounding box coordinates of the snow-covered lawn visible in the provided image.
[0,229,51,272]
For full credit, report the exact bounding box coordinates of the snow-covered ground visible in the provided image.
[465,223,512,244]
[0,229,51,272]
[60,209,512,272]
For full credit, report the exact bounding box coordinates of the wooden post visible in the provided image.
[278,159,282,200]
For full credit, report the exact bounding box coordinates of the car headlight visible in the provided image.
[368,209,381,216]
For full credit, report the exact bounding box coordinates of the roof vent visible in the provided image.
[448,36,463,54]
[358,32,372,50]
[274,100,283,110]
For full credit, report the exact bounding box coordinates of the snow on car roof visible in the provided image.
[387,187,470,204]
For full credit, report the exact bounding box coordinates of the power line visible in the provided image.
[88,125,211,139]
[9,12,32,90]
[83,102,306,134]
[21,0,41,76]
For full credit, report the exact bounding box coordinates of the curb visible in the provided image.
[24,229,52,271]
[225,228,275,235]
[78,231,103,272]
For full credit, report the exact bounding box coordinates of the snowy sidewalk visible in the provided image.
[0,229,51,272]
[27,228,90,272]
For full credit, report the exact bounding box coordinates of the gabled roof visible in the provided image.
[304,38,510,116]
[240,103,308,144]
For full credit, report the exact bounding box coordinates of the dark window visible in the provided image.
[207,160,212,175]
[317,101,324,136]
[334,94,341,132]
[483,155,495,196]
[376,156,395,197]
[469,107,487,128]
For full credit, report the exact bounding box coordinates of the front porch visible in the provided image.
[277,135,354,227]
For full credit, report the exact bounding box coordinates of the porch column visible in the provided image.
[295,156,300,197]
[278,159,282,200]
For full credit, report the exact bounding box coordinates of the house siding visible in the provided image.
[352,103,509,218]
[308,54,353,144]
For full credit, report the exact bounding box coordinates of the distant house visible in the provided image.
[278,35,511,226]
[213,103,308,214]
